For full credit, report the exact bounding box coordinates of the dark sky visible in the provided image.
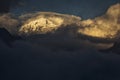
[0,0,19,13]
[10,0,119,19]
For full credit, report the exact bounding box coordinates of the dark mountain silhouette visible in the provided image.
[0,28,21,47]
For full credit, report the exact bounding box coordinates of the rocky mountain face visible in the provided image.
[18,3,120,40]
[17,3,120,54]
[0,3,119,53]
[18,12,81,36]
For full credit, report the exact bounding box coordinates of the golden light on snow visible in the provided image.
[19,12,81,35]
[19,17,63,34]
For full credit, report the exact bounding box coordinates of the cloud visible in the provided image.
[0,36,120,80]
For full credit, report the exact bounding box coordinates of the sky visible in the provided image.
[0,0,120,80]
[10,0,119,19]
